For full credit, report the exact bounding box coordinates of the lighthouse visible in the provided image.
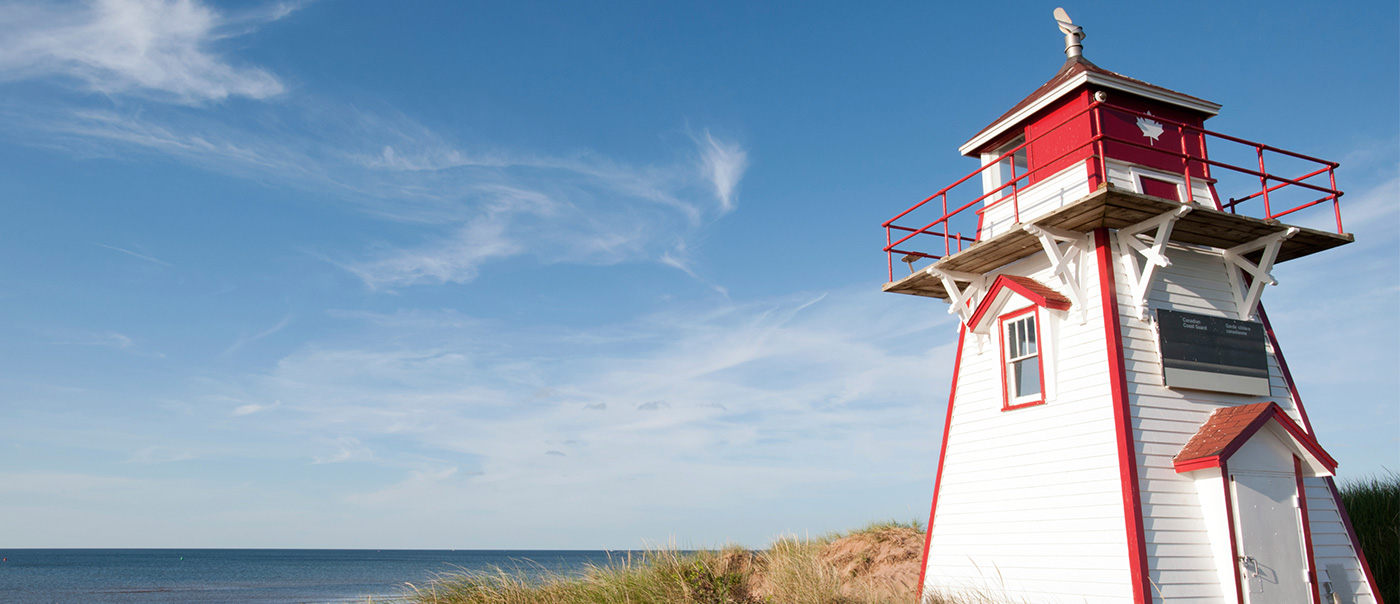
[882,10,1382,604]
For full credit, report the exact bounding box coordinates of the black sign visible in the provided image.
[1156,309,1268,378]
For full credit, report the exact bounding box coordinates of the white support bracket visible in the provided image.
[927,266,987,331]
[1116,205,1193,320]
[1223,227,1298,321]
[1022,223,1090,324]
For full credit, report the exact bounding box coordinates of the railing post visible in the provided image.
[1091,105,1106,188]
[886,227,894,282]
[942,193,950,257]
[1179,125,1194,204]
[1330,167,1343,234]
[1256,146,1272,218]
[1011,153,1021,224]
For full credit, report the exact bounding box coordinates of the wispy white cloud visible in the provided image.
[200,288,949,537]
[311,436,374,464]
[127,444,195,463]
[342,203,527,289]
[231,399,280,416]
[0,0,292,103]
[347,465,460,509]
[41,326,164,357]
[9,103,749,290]
[81,330,134,349]
[93,242,172,266]
[222,314,294,356]
[336,134,749,289]
[359,144,504,173]
[0,0,748,291]
[696,130,748,213]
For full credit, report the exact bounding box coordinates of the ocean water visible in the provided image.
[0,549,632,604]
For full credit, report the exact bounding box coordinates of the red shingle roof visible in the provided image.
[962,55,1219,155]
[1173,402,1337,474]
[999,275,1072,308]
[1175,402,1276,462]
[966,274,1072,333]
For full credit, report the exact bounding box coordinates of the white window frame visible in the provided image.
[980,134,1029,203]
[1108,159,1197,204]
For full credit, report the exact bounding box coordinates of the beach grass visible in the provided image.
[1338,472,1398,604]
[407,521,939,604]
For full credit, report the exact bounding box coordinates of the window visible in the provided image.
[996,136,1029,188]
[1138,175,1181,202]
[981,134,1029,201]
[1000,307,1044,410]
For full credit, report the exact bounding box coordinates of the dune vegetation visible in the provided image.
[407,520,943,604]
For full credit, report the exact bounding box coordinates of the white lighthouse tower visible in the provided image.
[882,10,1382,604]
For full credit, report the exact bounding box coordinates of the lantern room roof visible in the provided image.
[959,55,1222,157]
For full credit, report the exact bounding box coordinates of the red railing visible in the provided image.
[883,101,1345,281]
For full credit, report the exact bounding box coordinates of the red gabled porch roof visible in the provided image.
[967,274,1071,334]
[1173,402,1337,474]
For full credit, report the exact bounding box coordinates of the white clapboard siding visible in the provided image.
[924,231,1375,604]
[1304,478,1378,603]
[979,163,1092,240]
[923,251,1136,604]
[1108,235,1375,603]
[1110,239,1247,602]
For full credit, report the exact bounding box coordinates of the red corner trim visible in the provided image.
[1259,306,1381,602]
[1095,228,1150,604]
[1172,456,1223,473]
[1327,476,1385,604]
[1296,456,1322,604]
[1238,405,1336,472]
[966,274,1073,331]
[1258,305,1315,434]
[916,324,967,603]
[1223,461,1245,604]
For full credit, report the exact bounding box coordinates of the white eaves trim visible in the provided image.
[958,72,1223,157]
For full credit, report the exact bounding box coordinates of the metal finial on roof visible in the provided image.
[1053,8,1086,59]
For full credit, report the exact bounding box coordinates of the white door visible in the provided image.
[1231,472,1311,604]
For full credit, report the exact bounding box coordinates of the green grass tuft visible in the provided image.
[1338,472,1398,604]
[850,519,926,535]
[408,547,766,604]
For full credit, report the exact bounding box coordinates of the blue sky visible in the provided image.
[0,0,1395,549]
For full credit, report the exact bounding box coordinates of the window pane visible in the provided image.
[1014,356,1041,398]
[1025,316,1036,355]
[1006,316,1038,360]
